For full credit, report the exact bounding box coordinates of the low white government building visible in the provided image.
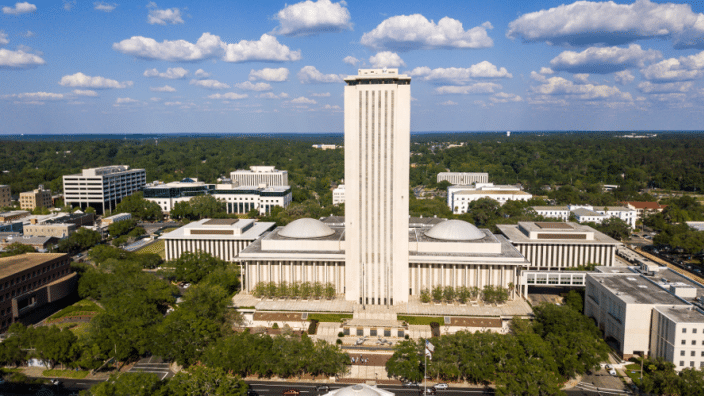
[532,204,637,229]
[332,184,345,205]
[161,218,275,262]
[497,222,622,269]
[585,265,704,370]
[437,172,489,185]
[448,183,532,214]
[230,166,288,187]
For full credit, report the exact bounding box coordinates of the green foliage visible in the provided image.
[113,192,164,221]
[165,365,247,396]
[420,289,431,303]
[307,314,353,323]
[171,195,227,221]
[564,290,584,313]
[108,219,138,238]
[397,316,444,326]
[171,251,228,284]
[308,319,319,334]
[591,217,631,241]
[385,339,424,382]
[0,242,36,257]
[57,228,102,254]
[48,299,102,320]
[251,281,336,299]
[0,324,79,369]
[87,372,164,396]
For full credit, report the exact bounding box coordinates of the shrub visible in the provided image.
[405,334,409,340]
[431,286,443,302]
[457,286,470,304]
[308,319,319,335]
[276,281,289,298]
[420,289,431,303]
[443,286,455,303]
[313,282,324,299]
[336,339,343,345]
[338,332,345,338]
[324,283,336,299]
[272,323,279,329]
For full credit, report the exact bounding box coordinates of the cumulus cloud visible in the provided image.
[249,67,289,82]
[361,14,493,51]
[0,31,9,45]
[530,71,548,83]
[539,67,554,75]
[323,104,341,110]
[440,100,457,106]
[150,85,176,92]
[550,44,662,74]
[490,92,523,103]
[291,96,317,104]
[532,76,632,101]
[640,51,704,82]
[435,82,502,95]
[271,0,352,36]
[311,92,330,97]
[113,33,301,63]
[343,56,359,66]
[258,92,289,99]
[63,0,75,11]
[94,2,116,12]
[72,89,97,97]
[614,70,635,85]
[3,92,64,100]
[369,51,405,68]
[194,69,210,78]
[0,48,45,68]
[189,79,230,90]
[298,66,343,83]
[506,0,704,49]
[573,74,590,84]
[2,2,36,15]
[409,61,512,83]
[143,67,189,79]
[637,81,693,93]
[235,81,272,91]
[207,92,248,100]
[147,2,184,25]
[59,72,132,89]
[115,97,138,104]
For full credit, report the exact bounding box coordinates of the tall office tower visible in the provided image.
[344,69,411,306]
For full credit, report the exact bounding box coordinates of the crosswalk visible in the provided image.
[127,356,173,380]
[575,381,632,395]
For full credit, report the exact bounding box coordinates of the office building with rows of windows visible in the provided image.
[230,166,288,187]
[63,165,146,215]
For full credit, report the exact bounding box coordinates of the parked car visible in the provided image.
[609,369,618,376]
[433,383,449,390]
[315,386,330,393]
[403,382,420,388]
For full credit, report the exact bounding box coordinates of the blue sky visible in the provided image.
[2,0,704,134]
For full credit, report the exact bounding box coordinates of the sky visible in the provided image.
[2,0,704,134]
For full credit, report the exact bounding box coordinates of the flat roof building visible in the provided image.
[332,184,345,205]
[19,187,52,211]
[0,185,11,208]
[437,172,489,185]
[448,183,532,214]
[230,166,288,187]
[213,184,292,216]
[0,253,76,332]
[63,165,146,215]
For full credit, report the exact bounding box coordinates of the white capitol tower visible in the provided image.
[344,68,411,306]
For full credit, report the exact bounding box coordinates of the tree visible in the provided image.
[88,372,165,396]
[564,290,584,313]
[113,192,163,221]
[0,242,36,257]
[30,325,79,369]
[171,252,228,284]
[165,365,247,396]
[108,219,138,238]
[595,217,630,241]
[385,339,424,382]
[57,228,102,254]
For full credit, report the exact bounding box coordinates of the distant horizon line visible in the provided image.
[2,130,703,136]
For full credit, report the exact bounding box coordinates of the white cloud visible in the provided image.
[435,83,502,95]
[532,76,632,101]
[189,79,230,90]
[530,71,548,83]
[94,2,116,12]
[640,51,704,82]
[272,0,352,36]
[408,61,512,83]
[150,97,162,102]
[539,67,554,75]
[235,81,272,91]
[147,2,184,25]
[550,44,662,74]
[637,81,693,93]
[490,92,523,103]
[573,74,590,84]
[72,89,98,97]
[249,67,289,82]
[323,104,341,109]
[207,92,248,100]
[143,67,189,79]
[194,69,210,78]
[343,56,359,66]
[297,66,343,83]
[0,49,45,68]
[3,92,64,100]
[369,51,405,68]
[614,70,635,85]
[113,33,301,63]
[258,92,289,99]
[150,85,176,92]
[361,14,493,51]
[440,100,457,106]
[21,30,34,38]
[115,97,138,104]
[2,2,36,15]
[291,96,317,104]
[311,92,330,97]
[507,0,704,49]
[0,31,9,45]
[63,0,76,11]
[59,72,132,89]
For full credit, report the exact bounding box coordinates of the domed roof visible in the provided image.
[424,219,485,241]
[278,218,335,239]
[334,384,385,396]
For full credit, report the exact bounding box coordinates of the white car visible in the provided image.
[609,369,617,376]
[433,383,448,390]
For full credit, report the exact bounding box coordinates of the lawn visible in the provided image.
[42,369,89,379]
[397,315,445,326]
[56,322,91,338]
[136,239,165,258]
[624,363,643,385]
[307,313,353,322]
[48,299,102,321]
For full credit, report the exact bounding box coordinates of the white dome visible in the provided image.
[333,384,387,396]
[424,219,485,241]
[278,218,335,239]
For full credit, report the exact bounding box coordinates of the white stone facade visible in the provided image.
[448,183,532,214]
[332,184,345,205]
[532,205,637,229]
[230,166,288,187]
[63,165,146,215]
[437,172,489,185]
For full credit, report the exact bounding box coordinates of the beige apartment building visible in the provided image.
[19,187,52,210]
[0,185,10,208]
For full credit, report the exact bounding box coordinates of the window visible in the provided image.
[691,361,695,367]
[681,350,686,356]
[680,361,685,367]
[694,329,698,334]
[693,340,697,345]
[692,351,696,357]
[682,340,687,345]
[683,328,687,333]
[356,328,363,336]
